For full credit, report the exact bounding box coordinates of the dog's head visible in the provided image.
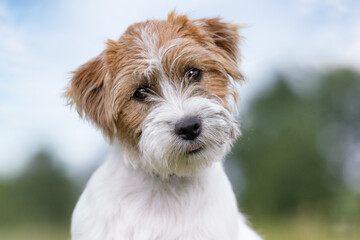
[65,12,243,178]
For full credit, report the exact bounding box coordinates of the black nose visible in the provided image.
[175,117,201,140]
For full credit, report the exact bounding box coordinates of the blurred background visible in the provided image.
[1,0,359,239]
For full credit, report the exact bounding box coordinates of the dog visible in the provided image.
[65,12,262,240]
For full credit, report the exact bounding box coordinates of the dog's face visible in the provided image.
[66,12,243,178]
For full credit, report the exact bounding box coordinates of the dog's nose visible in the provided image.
[175,117,201,140]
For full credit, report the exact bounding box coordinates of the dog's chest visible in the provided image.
[71,161,239,240]
[112,187,235,239]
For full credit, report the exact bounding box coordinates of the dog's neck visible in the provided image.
[106,142,214,194]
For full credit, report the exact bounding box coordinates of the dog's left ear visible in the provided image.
[196,18,242,68]
[64,47,118,140]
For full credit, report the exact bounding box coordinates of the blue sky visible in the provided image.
[1,0,359,177]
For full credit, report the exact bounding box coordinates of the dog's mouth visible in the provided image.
[187,144,203,155]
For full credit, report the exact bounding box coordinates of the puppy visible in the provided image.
[66,12,262,240]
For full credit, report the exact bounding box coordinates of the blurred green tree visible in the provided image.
[316,69,360,176]
[233,69,360,218]
[0,149,77,226]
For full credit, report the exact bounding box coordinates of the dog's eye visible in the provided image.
[186,68,202,83]
[133,87,149,102]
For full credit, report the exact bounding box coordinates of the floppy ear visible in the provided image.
[196,18,242,65]
[65,51,116,139]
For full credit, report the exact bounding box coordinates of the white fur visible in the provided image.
[72,146,262,240]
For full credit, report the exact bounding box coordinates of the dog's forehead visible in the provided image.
[131,22,180,74]
[113,19,207,79]
[128,19,198,52]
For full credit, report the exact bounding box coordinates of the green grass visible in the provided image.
[253,214,360,240]
[1,215,359,240]
[0,224,69,240]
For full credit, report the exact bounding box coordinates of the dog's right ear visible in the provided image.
[65,47,117,139]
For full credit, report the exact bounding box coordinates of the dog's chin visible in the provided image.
[138,141,229,179]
